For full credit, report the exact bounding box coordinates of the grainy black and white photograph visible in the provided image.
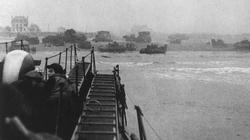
[1,0,250,140]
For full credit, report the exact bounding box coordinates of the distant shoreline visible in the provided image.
[33,43,248,52]
[1,37,250,52]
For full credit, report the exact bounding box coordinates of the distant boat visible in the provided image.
[139,44,167,54]
[234,40,250,50]
[98,41,136,53]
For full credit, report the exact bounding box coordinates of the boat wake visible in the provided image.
[146,67,250,85]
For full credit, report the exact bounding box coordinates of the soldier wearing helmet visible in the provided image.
[0,50,35,84]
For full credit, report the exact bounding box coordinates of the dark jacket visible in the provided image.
[44,74,78,140]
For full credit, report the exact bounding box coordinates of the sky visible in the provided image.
[0,0,250,34]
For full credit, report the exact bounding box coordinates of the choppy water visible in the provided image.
[94,51,250,140]
[96,51,250,86]
[2,49,250,140]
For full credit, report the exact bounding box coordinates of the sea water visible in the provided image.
[93,51,250,140]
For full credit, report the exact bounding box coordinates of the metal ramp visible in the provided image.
[68,62,90,91]
[72,74,119,140]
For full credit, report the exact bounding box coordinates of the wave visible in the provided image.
[98,61,154,67]
[136,62,154,66]
[145,72,219,83]
[169,67,250,74]
[175,61,233,66]
[146,67,250,85]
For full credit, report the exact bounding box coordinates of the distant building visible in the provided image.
[10,16,41,34]
[84,32,96,41]
[131,25,153,33]
[29,24,41,33]
[211,39,227,47]
[11,16,29,33]
[123,32,151,43]
[169,39,182,44]
[168,34,189,44]
[136,31,151,43]
[94,31,112,42]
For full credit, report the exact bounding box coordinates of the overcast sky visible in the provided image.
[0,0,250,34]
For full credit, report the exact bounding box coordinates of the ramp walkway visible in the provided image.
[71,73,119,140]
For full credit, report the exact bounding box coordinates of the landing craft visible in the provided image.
[140,44,167,54]
[0,40,151,140]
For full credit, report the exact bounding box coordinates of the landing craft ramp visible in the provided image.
[41,45,122,140]
[71,73,119,140]
[42,46,141,140]
[64,49,122,140]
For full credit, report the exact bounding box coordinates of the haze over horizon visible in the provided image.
[0,0,250,34]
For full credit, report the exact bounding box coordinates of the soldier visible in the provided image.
[1,50,35,84]
[0,50,63,140]
[45,63,78,139]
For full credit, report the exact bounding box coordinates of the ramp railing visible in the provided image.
[44,44,78,80]
[0,40,28,53]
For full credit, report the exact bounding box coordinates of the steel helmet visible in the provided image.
[1,50,35,84]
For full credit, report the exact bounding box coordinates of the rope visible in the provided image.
[0,42,7,45]
[45,44,78,79]
[47,53,61,59]
[126,92,136,106]
[47,48,67,59]
[84,52,91,57]
[46,45,73,60]
[126,93,164,140]
[143,115,164,140]
[0,40,20,44]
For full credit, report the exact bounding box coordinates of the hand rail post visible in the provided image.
[82,57,85,80]
[74,44,77,65]
[65,48,68,74]
[92,46,96,74]
[90,48,93,73]
[45,57,48,80]
[75,64,78,94]
[135,105,147,140]
[5,42,8,53]
[121,84,127,129]
[21,40,23,50]
[70,45,73,70]
[116,65,119,76]
[58,52,62,64]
